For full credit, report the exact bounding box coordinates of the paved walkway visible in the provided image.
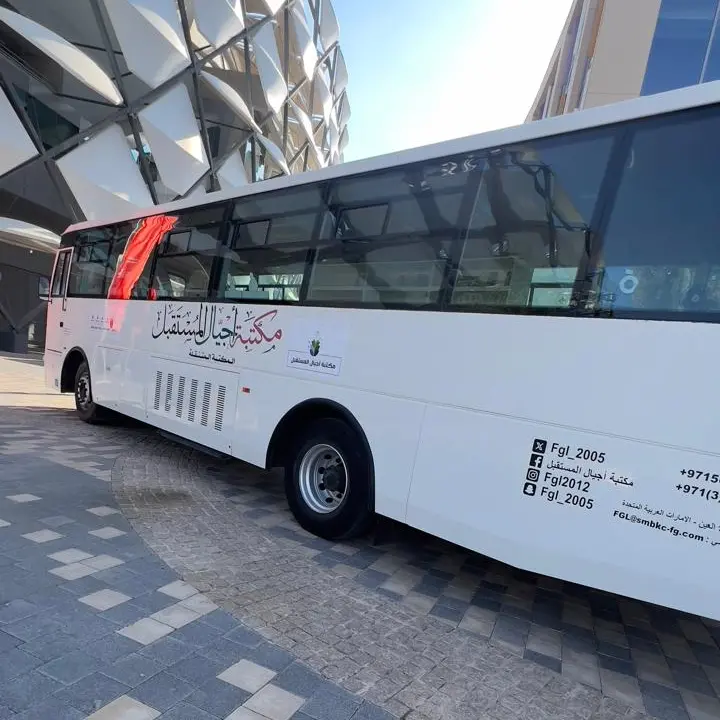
[1,355,719,718]
[0,358,391,719]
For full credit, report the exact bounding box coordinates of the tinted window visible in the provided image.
[219,186,334,303]
[67,234,110,296]
[38,275,50,300]
[595,106,720,315]
[307,160,471,307]
[449,133,614,310]
[153,224,222,300]
[51,250,71,297]
[233,186,327,222]
[642,0,718,95]
[217,246,305,303]
[67,224,134,297]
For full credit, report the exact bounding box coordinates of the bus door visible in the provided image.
[46,248,72,354]
[44,247,72,391]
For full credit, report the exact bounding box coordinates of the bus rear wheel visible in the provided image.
[74,361,105,424]
[284,418,374,541]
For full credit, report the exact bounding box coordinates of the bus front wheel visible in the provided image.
[285,418,374,541]
[74,361,105,424]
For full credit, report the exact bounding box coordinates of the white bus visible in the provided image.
[46,81,720,622]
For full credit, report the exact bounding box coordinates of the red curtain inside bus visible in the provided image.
[107,214,178,300]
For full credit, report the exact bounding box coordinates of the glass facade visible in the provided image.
[0,1,349,234]
[642,0,720,95]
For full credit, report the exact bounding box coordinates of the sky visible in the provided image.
[331,0,575,162]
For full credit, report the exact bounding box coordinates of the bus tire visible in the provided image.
[74,361,105,424]
[285,418,374,541]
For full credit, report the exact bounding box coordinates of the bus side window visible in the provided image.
[449,131,615,311]
[218,186,332,303]
[594,106,720,317]
[67,239,110,297]
[305,169,463,308]
[51,251,71,298]
[152,223,222,301]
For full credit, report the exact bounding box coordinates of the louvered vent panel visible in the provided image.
[176,376,186,418]
[153,371,162,410]
[201,382,211,427]
[188,379,199,423]
[165,373,173,413]
[215,386,226,432]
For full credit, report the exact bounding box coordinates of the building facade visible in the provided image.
[0,0,349,352]
[528,0,720,121]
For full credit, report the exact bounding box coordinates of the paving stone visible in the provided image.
[150,602,201,629]
[274,662,327,698]
[199,609,240,633]
[22,529,63,543]
[80,589,132,611]
[0,598,39,624]
[226,708,269,720]
[299,684,362,720]
[0,627,20,652]
[85,695,161,720]
[186,677,252,717]
[85,633,143,664]
[40,516,76,528]
[54,672,130,715]
[352,703,397,720]
[0,647,42,684]
[129,670,194,711]
[89,527,126,539]
[167,652,225,685]
[157,580,198,600]
[6,494,41,503]
[48,549,94,564]
[3,612,63,641]
[225,623,265,648]
[39,649,110,685]
[50,561,98,580]
[104,653,164,687]
[161,620,220,650]
[20,630,84,662]
[87,507,120,517]
[241,641,295,672]
[82,554,125,571]
[1,668,63,712]
[177,592,218,615]
[99,601,150,626]
[243,683,305,720]
[160,702,218,719]
[54,608,118,643]
[138,636,196,667]
[219,659,278,692]
[13,697,84,720]
[125,591,172,613]
[117,617,175,645]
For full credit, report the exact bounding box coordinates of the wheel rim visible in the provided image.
[76,372,91,410]
[298,443,348,514]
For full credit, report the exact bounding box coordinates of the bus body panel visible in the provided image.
[407,404,719,621]
[231,367,426,520]
[47,297,720,623]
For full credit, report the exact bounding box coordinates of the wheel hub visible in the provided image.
[298,443,348,514]
[76,374,91,409]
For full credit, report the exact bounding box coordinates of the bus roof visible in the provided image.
[64,80,720,236]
